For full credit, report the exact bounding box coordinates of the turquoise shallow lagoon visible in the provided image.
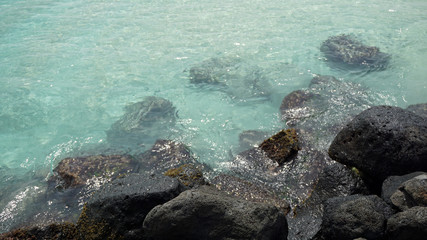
[1,0,426,232]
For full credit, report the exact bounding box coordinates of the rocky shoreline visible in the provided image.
[1,35,427,240]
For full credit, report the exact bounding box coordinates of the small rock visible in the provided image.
[386,206,427,240]
[164,164,206,187]
[381,172,425,206]
[143,186,288,240]
[389,173,427,211]
[316,194,394,240]
[259,129,300,165]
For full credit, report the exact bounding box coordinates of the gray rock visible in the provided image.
[381,172,425,206]
[287,162,368,240]
[316,195,394,240]
[407,103,427,119]
[210,174,290,214]
[143,186,288,240]
[80,173,185,238]
[329,105,427,190]
[386,206,427,240]
[106,96,176,148]
[320,34,390,71]
[389,173,427,211]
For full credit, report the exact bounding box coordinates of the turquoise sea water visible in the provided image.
[1,0,426,232]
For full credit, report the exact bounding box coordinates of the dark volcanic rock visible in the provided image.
[388,173,427,211]
[79,173,185,239]
[386,206,427,240]
[259,129,300,165]
[137,139,202,174]
[315,195,394,240]
[407,103,427,119]
[143,186,288,240]
[320,34,390,70]
[381,172,425,206]
[210,174,290,214]
[188,56,272,101]
[49,154,136,190]
[0,222,78,240]
[329,105,427,189]
[164,164,206,188]
[287,162,368,240]
[106,96,176,148]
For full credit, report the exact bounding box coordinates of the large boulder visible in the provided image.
[142,186,288,240]
[106,96,176,148]
[329,105,427,190]
[78,173,185,239]
[320,34,390,71]
[315,195,394,240]
[386,206,427,240]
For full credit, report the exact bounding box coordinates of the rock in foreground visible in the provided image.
[143,186,288,240]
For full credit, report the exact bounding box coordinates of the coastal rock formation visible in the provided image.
[315,195,394,240]
[386,206,427,240]
[287,162,368,240]
[188,56,272,101]
[210,174,290,214]
[106,96,176,148]
[320,34,390,70]
[80,173,185,239]
[143,186,288,240]
[329,105,427,190]
[381,172,425,206]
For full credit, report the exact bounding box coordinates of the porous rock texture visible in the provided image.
[386,206,427,240]
[143,186,288,240]
[329,105,427,189]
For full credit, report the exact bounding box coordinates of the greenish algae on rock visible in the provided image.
[259,129,300,165]
[164,164,206,187]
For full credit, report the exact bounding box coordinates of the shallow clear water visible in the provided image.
[1,0,426,232]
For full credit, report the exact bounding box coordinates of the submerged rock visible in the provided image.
[238,130,270,151]
[143,186,288,240]
[136,139,203,174]
[79,173,184,239]
[280,75,375,148]
[188,56,272,101]
[320,34,390,71]
[210,174,290,214]
[386,206,427,240]
[329,105,427,190]
[106,96,176,148]
[49,154,136,190]
[259,129,300,165]
[315,195,394,240]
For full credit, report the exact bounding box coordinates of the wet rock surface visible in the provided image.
[210,174,290,214]
[188,56,272,101]
[315,194,394,240]
[106,96,177,148]
[329,105,427,190]
[386,206,427,240]
[287,162,368,240]
[407,103,427,119]
[259,128,300,165]
[164,164,206,187]
[81,173,185,238]
[320,34,390,71]
[142,186,288,240]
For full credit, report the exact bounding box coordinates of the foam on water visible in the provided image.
[1,0,426,232]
